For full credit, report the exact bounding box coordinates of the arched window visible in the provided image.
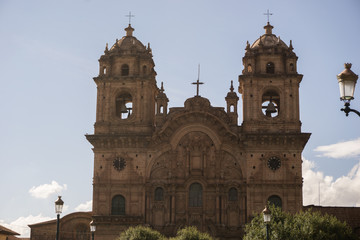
[116,93,132,119]
[247,64,252,73]
[155,187,164,201]
[112,195,125,215]
[268,195,282,209]
[230,104,235,112]
[290,63,294,72]
[121,64,129,76]
[228,187,238,201]
[266,62,275,74]
[189,183,202,207]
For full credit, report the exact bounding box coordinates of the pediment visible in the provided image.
[152,105,237,147]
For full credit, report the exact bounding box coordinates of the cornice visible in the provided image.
[86,134,151,149]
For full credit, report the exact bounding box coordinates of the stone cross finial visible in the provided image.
[230,80,234,92]
[125,11,135,25]
[192,64,204,96]
[264,9,273,23]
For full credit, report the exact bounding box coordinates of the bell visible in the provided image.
[120,102,128,113]
[265,101,277,116]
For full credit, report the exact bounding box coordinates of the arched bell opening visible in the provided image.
[230,104,235,113]
[261,90,280,117]
[247,64,253,73]
[289,63,295,72]
[116,92,133,119]
[100,66,107,76]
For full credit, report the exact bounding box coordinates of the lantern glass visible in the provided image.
[337,63,358,101]
[90,221,96,232]
[55,196,64,214]
[262,205,271,223]
[263,212,271,223]
[339,80,356,101]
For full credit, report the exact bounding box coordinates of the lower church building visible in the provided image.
[29,22,360,240]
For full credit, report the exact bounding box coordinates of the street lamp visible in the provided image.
[90,220,96,240]
[262,205,271,240]
[337,63,360,117]
[55,196,64,240]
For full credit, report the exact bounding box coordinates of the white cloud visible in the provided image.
[62,204,70,214]
[0,214,52,237]
[303,157,360,207]
[29,181,67,199]
[314,137,360,158]
[75,200,92,211]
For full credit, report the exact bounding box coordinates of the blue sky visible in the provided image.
[0,0,360,237]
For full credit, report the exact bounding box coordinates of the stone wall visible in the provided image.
[304,205,360,237]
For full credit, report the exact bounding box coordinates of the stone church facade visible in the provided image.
[83,22,310,240]
[32,22,353,240]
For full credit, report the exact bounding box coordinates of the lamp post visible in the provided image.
[55,196,64,240]
[262,205,271,240]
[337,63,360,117]
[90,220,96,240]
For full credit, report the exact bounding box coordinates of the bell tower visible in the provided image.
[238,22,310,216]
[93,24,157,135]
[239,22,302,133]
[86,24,160,239]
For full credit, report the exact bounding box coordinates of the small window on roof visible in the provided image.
[121,64,129,76]
[266,62,275,74]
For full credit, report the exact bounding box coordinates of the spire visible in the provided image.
[104,43,109,53]
[230,80,234,92]
[258,35,263,46]
[289,40,294,50]
[226,80,238,99]
[160,82,164,93]
[245,40,250,50]
[157,82,168,99]
[125,24,134,37]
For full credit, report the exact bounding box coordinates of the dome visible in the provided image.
[184,96,211,110]
[108,24,150,55]
[250,22,289,49]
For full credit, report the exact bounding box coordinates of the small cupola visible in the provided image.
[225,80,239,124]
[155,82,169,126]
[264,22,274,35]
[125,24,134,37]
